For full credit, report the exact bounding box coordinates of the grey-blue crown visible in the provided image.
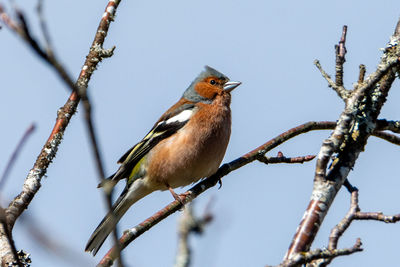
[183,66,229,102]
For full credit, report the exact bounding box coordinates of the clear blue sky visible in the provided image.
[1,1,400,266]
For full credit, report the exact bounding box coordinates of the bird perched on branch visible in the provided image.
[85,65,241,255]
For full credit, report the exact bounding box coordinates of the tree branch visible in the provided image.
[371,131,400,145]
[335,25,347,86]
[334,25,351,101]
[257,152,316,164]
[357,64,366,87]
[96,120,342,266]
[314,60,350,100]
[376,119,400,134]
[0,208,20,266]
[95,115,400,266]
[0,0,123,265]
[3,0,121,229]
[268,239,362,267]
[311,190,400,267]
[284,20,400,260]
[0,123,35,190]
[174,202,213,267]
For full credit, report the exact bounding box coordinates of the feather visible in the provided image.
[111,105,197,183]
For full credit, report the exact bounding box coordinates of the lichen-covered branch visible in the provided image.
[0,208,20,266]
[269,239,362,267]
[284,20,400,261]
[3,0,120,229]
[0,0,122,265]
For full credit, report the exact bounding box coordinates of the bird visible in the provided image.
[85,65,241,255]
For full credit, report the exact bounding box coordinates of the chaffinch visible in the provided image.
[85,65,241,255]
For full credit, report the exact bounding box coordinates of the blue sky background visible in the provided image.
[1,1,400,266]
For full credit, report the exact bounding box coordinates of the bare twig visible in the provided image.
[285,20,400,260]
[36,0,53,55]
[312,190,400,267]
[357,64,366,85]
[376,119,400,134]
[328,190,360,250]
[335,25,348,87]
[371,131,400,145]
[0,123,35,190]
[315,25,351,101]
[2,5,76,91]
[314,60,351,100]
[174,202,213,267]
[269,239,362,267]
[257,152,316,164]
[355,211,400,222]
[80,89,124,264]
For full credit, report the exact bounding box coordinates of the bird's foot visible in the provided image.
[167,187,188,207]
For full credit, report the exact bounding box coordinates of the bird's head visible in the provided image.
[183,66,241,103]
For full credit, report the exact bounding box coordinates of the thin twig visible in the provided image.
[355,211,400,222]
[80,89,123,263]
[257,153,316,164]
[314,60,350,100]
[269,239,362,267]
[36,0,53,55]
[13,6,76,91]
[312,190,400,267]
[371,131,400,145]
[376,119,400,134]
[174,202,213,267]
[357,64,366,85]
[394,16,400,37]
[335,25,348,88]
[0,123,35,190]
[328,190,359,250]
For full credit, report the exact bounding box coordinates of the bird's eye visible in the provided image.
[210,80,216,85]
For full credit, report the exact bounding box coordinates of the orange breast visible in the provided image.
[146,93,232,190]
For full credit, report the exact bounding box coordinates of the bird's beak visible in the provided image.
[223,81,241,92]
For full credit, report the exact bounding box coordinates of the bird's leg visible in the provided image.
[166,183,186,206]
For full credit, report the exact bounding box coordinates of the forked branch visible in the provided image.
[284,19,400,262]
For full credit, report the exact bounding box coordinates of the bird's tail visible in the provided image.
[85,180,151,256]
